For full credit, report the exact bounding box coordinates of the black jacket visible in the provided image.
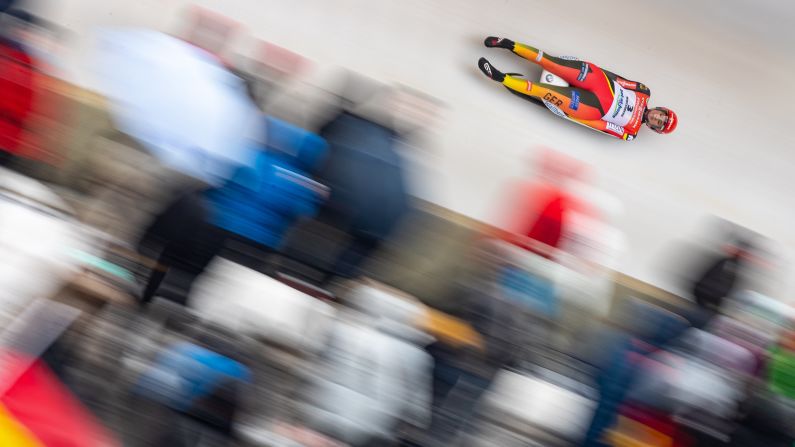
[692,254,743,310]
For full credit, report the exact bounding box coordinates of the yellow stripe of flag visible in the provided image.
[0,404,44,447]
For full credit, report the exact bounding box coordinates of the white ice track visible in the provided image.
[31,0,795,300]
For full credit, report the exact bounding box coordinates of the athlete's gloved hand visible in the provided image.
[484,36,515,50]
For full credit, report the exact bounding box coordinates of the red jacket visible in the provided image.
[0,39,34,155]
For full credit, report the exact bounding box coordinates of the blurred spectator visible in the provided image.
[136,188,221,306]
[498,148,589,257]
[313,85,422,285]
[767,329,795,400]
[0,9,37,167]
[690,239,755,326]
[613,327,758,445]
[137,116,329,305]
[181,6,239,64]
[582,299,690,447]
[727,328,795,447]
[407,240,537,446]
[0,8,68,174]
[133,325,251,446]
[246,40,311,108]
[317,112,408,282]
[299,282,433,447]
[209,117,328,255]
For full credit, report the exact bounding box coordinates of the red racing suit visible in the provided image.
[501,42,651,140]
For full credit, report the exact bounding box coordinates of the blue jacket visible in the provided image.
[134,341,250,412]
[207,117,328,249]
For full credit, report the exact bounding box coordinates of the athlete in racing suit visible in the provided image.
[478,37,677,140]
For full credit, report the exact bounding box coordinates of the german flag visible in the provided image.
[0,352,120,447]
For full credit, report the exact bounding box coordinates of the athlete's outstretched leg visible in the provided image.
[477,58,603,121]
[484,36,600,90]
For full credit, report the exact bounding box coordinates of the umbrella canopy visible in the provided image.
[96,29,261,184]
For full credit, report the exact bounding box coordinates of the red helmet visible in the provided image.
[650,107,678,134]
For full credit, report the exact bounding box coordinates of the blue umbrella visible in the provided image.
[95,29,261,184]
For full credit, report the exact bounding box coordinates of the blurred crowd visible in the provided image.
[2,2,795,447]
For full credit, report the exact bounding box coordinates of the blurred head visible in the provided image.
[725,239,766,267]
[183,6,239,56]
[534,146,588,184]
[1,9,31,40]
[727,239,753,256]
[335,70,383,110]
[1,9,49,37]
[779,330,795,352]
[388,85,443,136]
[233,69,262,110]
[0,0,15,13]
[644,107,678,134]
[1,9,61,70]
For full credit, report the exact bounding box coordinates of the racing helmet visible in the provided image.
[648,107,678,134]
